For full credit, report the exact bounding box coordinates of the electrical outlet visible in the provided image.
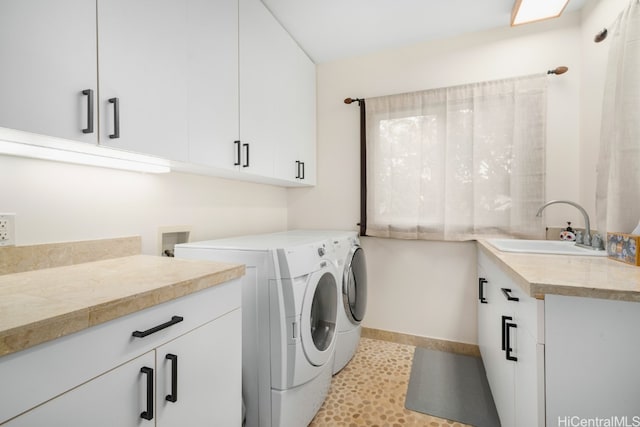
[0,213,16,246]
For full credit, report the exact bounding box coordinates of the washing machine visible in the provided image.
[175,232,339,427]
[284,230,367,374]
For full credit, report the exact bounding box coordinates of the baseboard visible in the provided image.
[361,327,480,357]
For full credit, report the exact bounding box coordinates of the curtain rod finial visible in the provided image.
[548,66,568,75]
[345,97,363,105]
[594,28,608,43]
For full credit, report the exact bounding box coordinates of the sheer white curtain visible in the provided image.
[596,0,640,236]
[365,75,547,241]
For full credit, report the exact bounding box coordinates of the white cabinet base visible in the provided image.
[545,294,640,423]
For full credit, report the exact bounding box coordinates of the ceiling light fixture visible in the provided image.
[511,0,570,26]
[0,128,171,174]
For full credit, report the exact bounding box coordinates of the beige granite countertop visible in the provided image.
[0,254,244,357]
[477,240,640,302]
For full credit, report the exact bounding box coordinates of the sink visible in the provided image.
[486,238,608,256]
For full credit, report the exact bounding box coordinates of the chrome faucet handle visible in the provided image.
[591,233,603,250]
[575,230,583,244]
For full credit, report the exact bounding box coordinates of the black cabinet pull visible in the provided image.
[108,97,120,139]
[140,367,154,420]
[501,288,520,301]
[478,278,488,303]
[295,161,306,180]
[132,316,184,338]
[501,315,512,351]
[505,322,518,361]
[81,89,94,134]
[234,140,241,166]
[242,143,249,167]
[165,354,178,403]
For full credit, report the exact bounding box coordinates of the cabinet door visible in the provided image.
[5,352,155,427]
[546,295,640,423]
[273,43,316,184]
[514,328,544,427]
[156,308,242,426]
[97,0,188,162]
[0,0,97,143]
[186,0,240,170]
[240,0,310,178]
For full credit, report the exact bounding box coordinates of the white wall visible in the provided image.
[0,155,287,255]
[288,11,601,345]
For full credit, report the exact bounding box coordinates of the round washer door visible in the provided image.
[343,246,367,324]
[300,266,338,367]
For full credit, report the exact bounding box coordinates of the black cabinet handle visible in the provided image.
[478,278,488,303]
[132,316,184,338]
[505,322,518,361]
[242,143,249,167]
[501,315,512,351]
[108,97,120,139]
[295,161,306,180]
[165,354,178,403]
[81,89,94,134]
[140,366,154,420]
[234,140,241,166]
[501,288,519,301]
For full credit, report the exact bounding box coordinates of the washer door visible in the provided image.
[300,266,338,367]
[343,246,367,324]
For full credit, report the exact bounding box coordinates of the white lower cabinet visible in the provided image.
[0,281,241,426]
[545,295,640,424]
[479,247,640,426]
[477,250,544,427]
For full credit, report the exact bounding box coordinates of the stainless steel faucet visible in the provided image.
[535,200,593,247]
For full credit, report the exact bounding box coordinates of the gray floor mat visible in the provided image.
[405,347,500,427]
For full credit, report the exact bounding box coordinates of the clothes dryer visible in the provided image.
[283,230,367,374]
[175,232,339,427]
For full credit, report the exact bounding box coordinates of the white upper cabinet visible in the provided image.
[239,0,316,183]
[0,0,98,143]
[186,0,240,171]
[274,41,316,185]
[97,0,189,162]
[0,0,316,186]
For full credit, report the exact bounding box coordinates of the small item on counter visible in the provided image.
[606,232,640,266]
[559,222,576,241]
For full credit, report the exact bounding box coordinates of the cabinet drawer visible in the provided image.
[0,279,240,424]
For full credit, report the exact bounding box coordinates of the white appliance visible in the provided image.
[284,230,367,374]
[175,232,339,427]
[331,232,367,374]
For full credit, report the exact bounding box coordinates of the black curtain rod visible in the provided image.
[344,97,367,237]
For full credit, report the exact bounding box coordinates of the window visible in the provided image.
[365,75,547,240]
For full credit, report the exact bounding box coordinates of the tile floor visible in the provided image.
[309,337,473,427]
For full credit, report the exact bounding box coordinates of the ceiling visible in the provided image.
[261,0,589,63]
